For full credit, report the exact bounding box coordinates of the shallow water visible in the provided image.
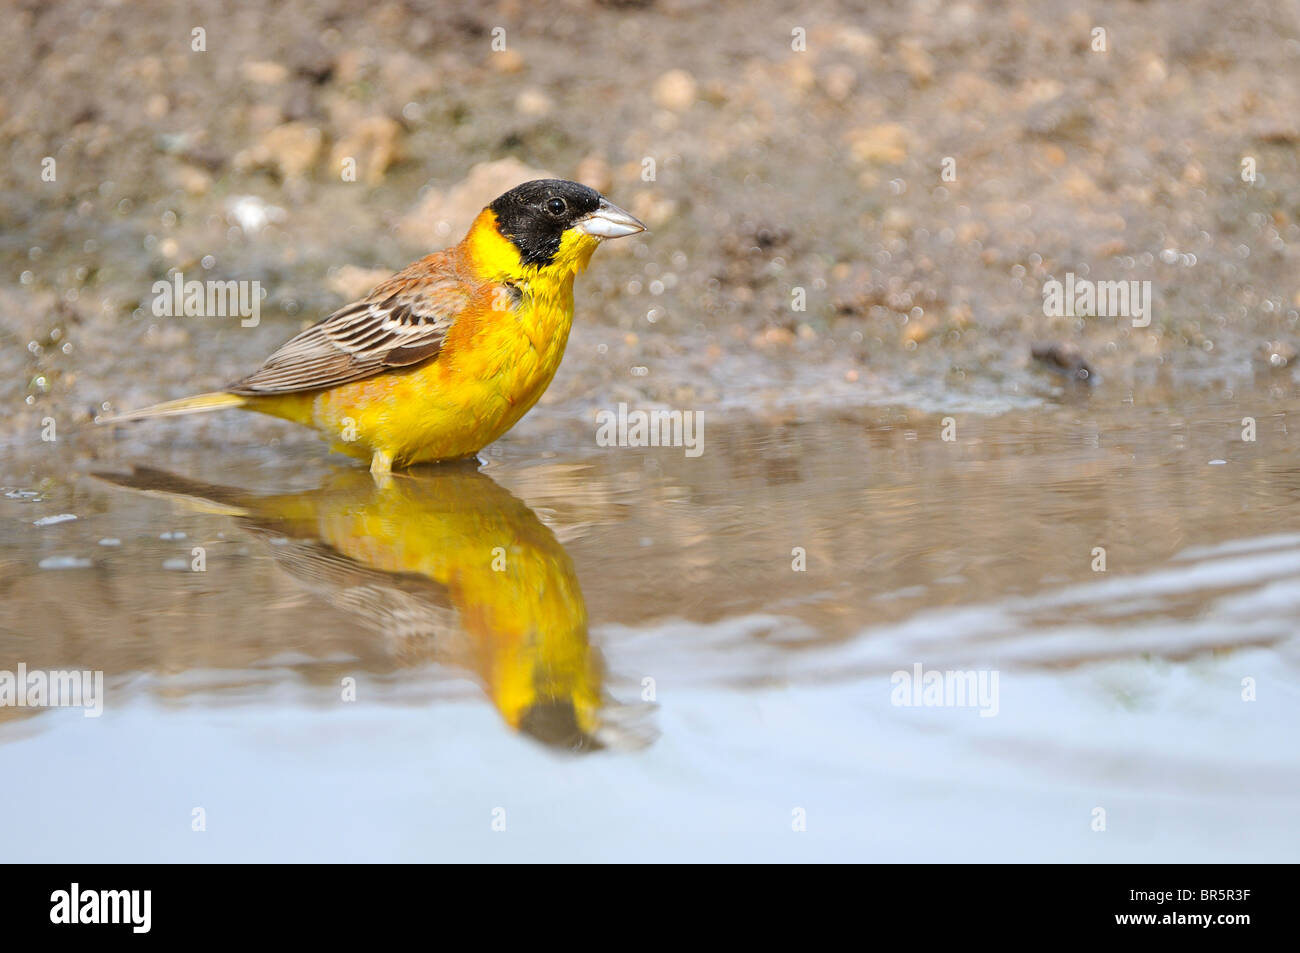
[1,383,1298,861]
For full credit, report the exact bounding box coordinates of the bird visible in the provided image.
[99,179,647,474]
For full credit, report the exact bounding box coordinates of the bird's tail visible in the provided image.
[97,391,247,424]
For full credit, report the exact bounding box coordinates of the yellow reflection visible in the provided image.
[98,463,625,752]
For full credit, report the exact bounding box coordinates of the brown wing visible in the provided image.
[228,258,474,396]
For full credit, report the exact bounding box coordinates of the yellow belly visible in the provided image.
[250,290,576,466]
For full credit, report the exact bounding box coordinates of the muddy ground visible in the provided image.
[2,0,1299,461]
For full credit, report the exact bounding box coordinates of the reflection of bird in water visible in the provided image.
[95,463,653,752]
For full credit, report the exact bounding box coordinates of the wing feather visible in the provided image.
[228,260,474,395]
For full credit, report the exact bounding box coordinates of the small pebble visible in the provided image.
[39,556,92,570]
[34,514,77,526]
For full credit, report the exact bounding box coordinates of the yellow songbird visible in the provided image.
[100,180,646,474]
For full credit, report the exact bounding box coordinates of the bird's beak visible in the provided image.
[575,199,647,239]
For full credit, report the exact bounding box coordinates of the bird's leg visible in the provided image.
[369,449,394,489]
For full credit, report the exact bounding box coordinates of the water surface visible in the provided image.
[1,385,1298,861]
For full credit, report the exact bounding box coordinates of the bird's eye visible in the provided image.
[546,197,567,216]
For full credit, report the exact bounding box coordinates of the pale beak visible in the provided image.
[575,199,647,239]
